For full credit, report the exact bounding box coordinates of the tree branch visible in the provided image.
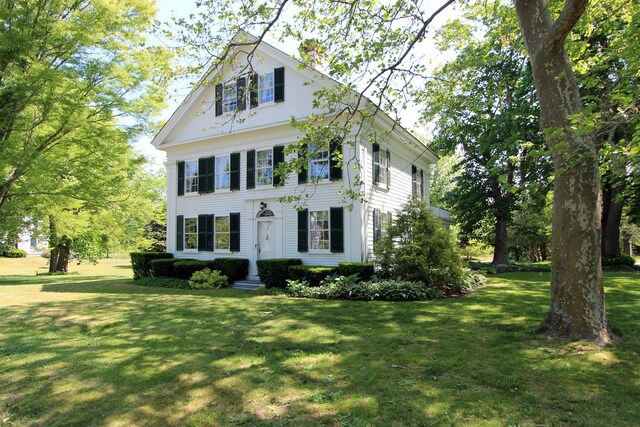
[548,0,588,52]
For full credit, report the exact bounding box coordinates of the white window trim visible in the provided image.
[215,215,230,251]
[215,154,231,191]
[309,209,330,252]
[222,82,238,114]
[184,160,199,194]
[184,217,198,251]
[256,148,273,187]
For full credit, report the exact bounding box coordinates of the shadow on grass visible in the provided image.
[0,272,638,425]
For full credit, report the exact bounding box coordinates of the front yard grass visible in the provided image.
[1,257,639,426]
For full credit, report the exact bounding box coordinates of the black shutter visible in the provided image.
[298,145,307,184]
[373,208,381,244]
[215,84,223,116]
[206,215,214,251]
[199,158,207,194]
[420,169,424,199]
[250,72,259,108]
[273,145,285,187]
[329,139,342,181]
[274,67,285,102]
[372,143,380,184]
[386,149,391,187]
[230,152,240,191]
[206,156,215,192]
[198,214,207,251]
[176,215,184,251]
[330,207,344,253]
[237,77,247,111]
[177,161,185,196]
[411,165,417,194]
[297,209,308,252]
[230,212,240,252]
[246,150,255,189]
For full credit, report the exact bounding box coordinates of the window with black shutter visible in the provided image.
[230,212,240,252]
[176,215,184,251]
[246,150,255,189]
[215,84,223,116]
[330,207,344,253]
[297,209,308,252]
[230,152,240,191]
[273,145,285,186]
[274,67,285,102]
[329,139,342,181]
[177,161,185,196]
[198,214,214,251]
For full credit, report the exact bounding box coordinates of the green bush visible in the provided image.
[211,258,249,283]
[602,254,635,267]
[188,268,228,289]
[136,276,190,289]
[374,198,463,291]
[173,260,213,280]
[130,252,174,280]
[257,258,302,288]
[289,265,338,287]
[286,275,443,301]
[150,258,181,277]
[3,249,27,258]
[337,262,374,282]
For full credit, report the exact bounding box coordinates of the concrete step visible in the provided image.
[232,280,265,291]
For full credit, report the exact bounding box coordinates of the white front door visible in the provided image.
[257,220,275,260]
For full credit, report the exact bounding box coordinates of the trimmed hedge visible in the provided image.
[337,262,374,282]
[136,276,190,289]
[602,254,635,267]
[257,258,302,288]
[211,258,249,283]
[3,249,27,258]
[289,265,337,287]
[130,252,174,280]
[150,258,182,277]
[173,260,214,280]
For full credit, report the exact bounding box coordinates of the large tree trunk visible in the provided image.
[48,215,71,273]
[514,0,610,343]
[601,181,624,257]
[493,212,510,265]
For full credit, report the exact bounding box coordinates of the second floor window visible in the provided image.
[256,149,273,186]
[215,155,231,190]
[309,143,330,181]
[258,73,274,104]
[223,82,237,113]
[185,160,198,193]
[377,147,389,186]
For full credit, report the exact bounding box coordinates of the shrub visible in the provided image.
[3,249,27,258]
[374,198,463,290]
[150,258,181,277]
[173,260,213,279]
[130,252,174,280]
[289,265,338,287]
[257,258,302,288]
[286,275,443,301]
[188,268,228,289]
[602,254,635,267]
[136,277,190,289]
[337,262,374,282]
[211,258,249,283]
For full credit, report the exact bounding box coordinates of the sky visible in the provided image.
[135,0,459,170]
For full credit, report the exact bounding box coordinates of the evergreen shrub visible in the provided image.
[602,254,635,267]
[257,258,302,288]
[3,249,27,258]
[130,252,173,280]
[337,262,375,282]
[211,258,249,283]
[288,265,337,287]
[150,258,181,277]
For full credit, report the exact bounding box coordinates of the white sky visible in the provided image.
[135,0,458,170]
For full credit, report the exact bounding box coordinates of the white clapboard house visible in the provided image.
[151,32,450,279]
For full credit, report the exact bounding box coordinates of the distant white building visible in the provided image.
[15,227,47,255]
[152,31,450,279]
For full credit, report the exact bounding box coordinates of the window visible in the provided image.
[215,155,230,190]
[310,210,329,250]
[184,218,198,249]
[377,147,389,185]
[256,149,273,186]
[381,211,392,238]
[258,72,274,104]
[185,160,198,193]
[309,143,330,181]
[215,216,230,250]
[222,82,237,113]
[412,166,424,198]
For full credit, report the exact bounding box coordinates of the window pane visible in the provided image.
[215,156,230,190]
[185,160,199,193]
[223,83,237,113]
[309,210,329,250]
[215,216,230,250]
[259,73,274,104]
[256,149,273,185]
[184,218,198,249]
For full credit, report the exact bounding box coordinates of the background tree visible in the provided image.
[0,0,172,270]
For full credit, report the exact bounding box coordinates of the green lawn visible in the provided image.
[1,257,639,426]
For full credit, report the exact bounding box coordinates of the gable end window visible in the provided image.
[258,72,274,104]
[222,82,237,114]
[412,165,424,199]
[373,144,390,187]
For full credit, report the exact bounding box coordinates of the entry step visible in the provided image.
[232,280,265,291]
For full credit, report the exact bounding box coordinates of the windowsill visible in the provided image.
[182,249,199,253]
[374,182,389,191]
[214,188,231,193]
[252,100,277,110]
[308,178,331,185]
[181,192,200,197]
[255,183,275,189]
[308,249,331,255]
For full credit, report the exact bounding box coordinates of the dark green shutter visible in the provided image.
[206,156,215,192]
[386,150,391,187]
[273,145,285,187]
[297,209,308,252]
[373,208,381,244]
[215,84,223,116]
[298,145,307,184]
[198,214,207,251]
[237,77,247,111]
[246,150,255,189]
[177,161,185,196]
[329,139,342,181]
[206,215,214,251]
[274,67,285,102]
[250,72,259,108]
[411,165,417,194]
[230,152,240,191]
[230,212,240,252]
[372,143,380,184]
[198,158,207,194]
[176,215,184,251]
[330,207,344,253]
[420,169,424,199]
